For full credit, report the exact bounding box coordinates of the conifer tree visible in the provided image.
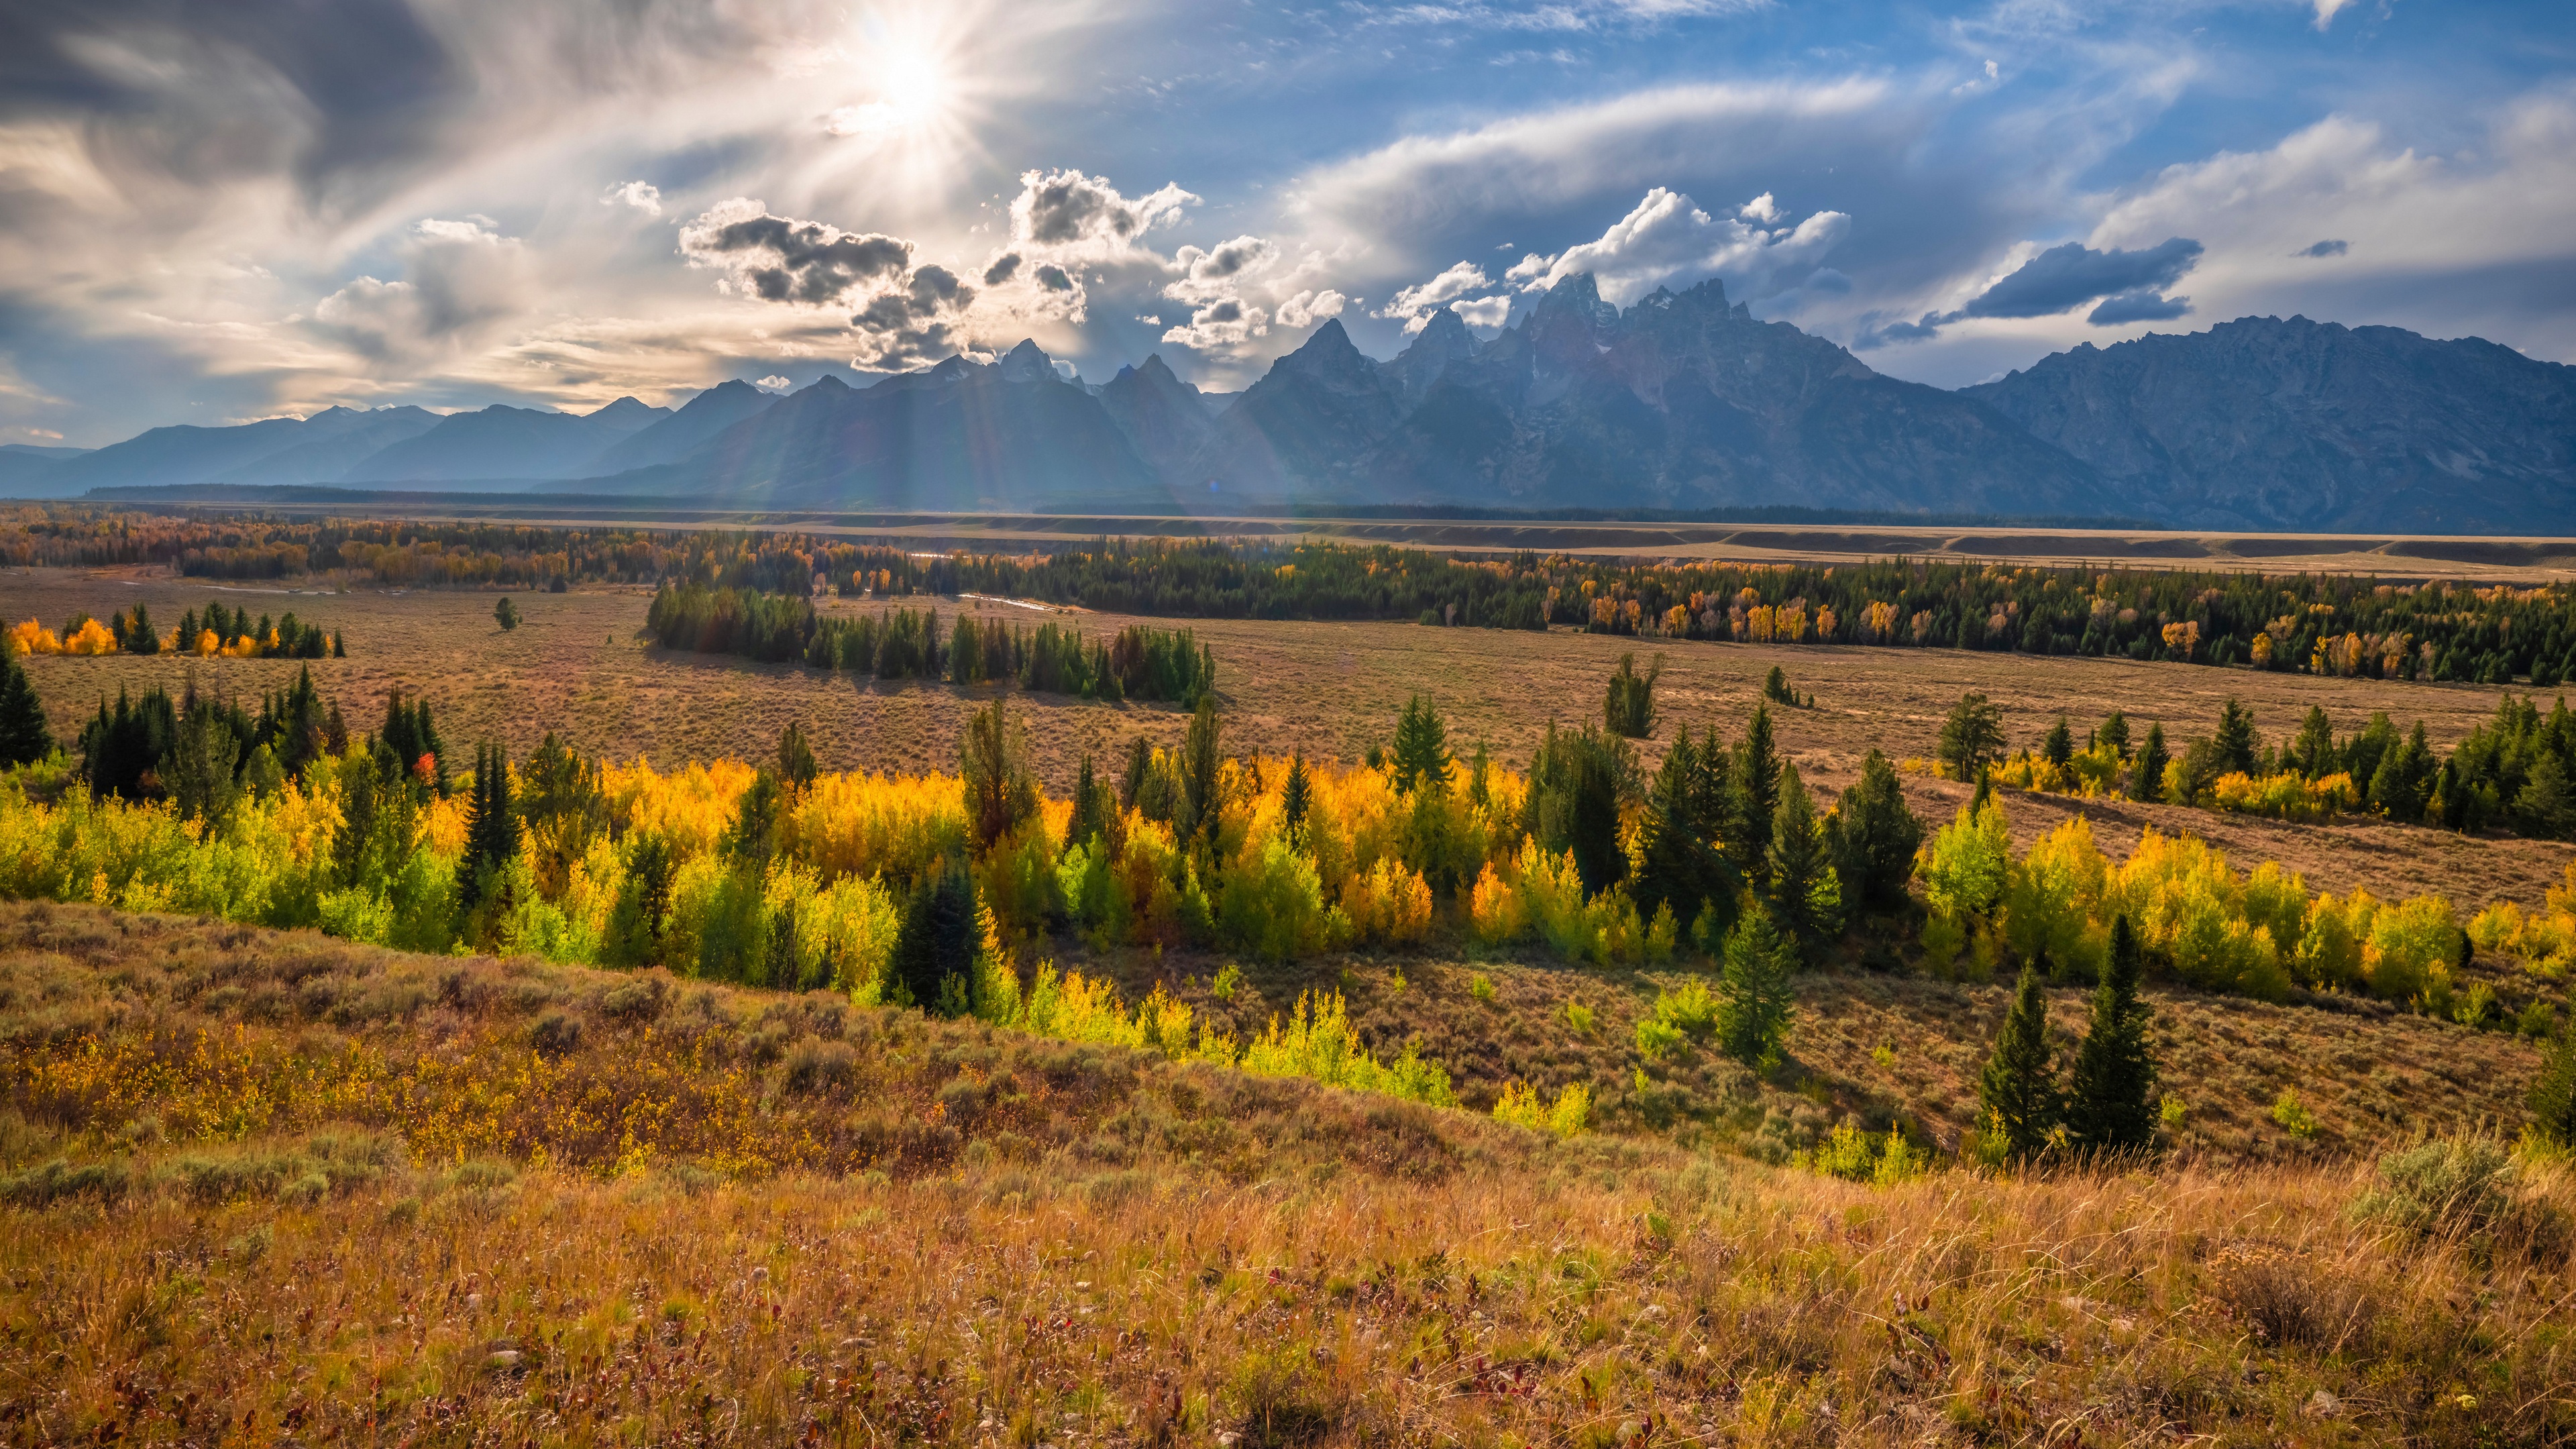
[2212,698,2259,775]
[2132,723,2169,802]
[2097,710,2131,761]
[455,743,521,913]
[1937,691,2006,781]
[1605,653,1660,738]
[2289,706,2335,778]
[2065,915,2159,1155]
[1280,752,1312,849]
[1729,705,1782,890]
[1120,735,1152,811]
[494,596,521,632]
[891,857,979,1014]
[2041,714,2074,768]
[724,767,785,867]
[2530,1016,2576,1149]
[0,650,54,767]
[1177,694,1222,845]
[1525,722,1629,896]
[960,700,1039,854]
[1827,749,1923,913]
[1766,763,1842,957]
[161,701,240,826]
[1979,963,2060,1164]
[1391,694,1453,794]
[776,720,818,790]
[1633,727,1734,936]
[1715,906,1796,1071]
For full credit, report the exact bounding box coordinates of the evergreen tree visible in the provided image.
[1525,722,1629,896]
[1766,763,1842,957]
[259,665,328,781]
[1715,907,1796,1071]
[1177,694,1222,845]
[80,687,177,800]
[961,700,1040,854]
[125,603,158,655]
[1605,653,1660,738]
[1066,754,1109,851]
[1827,749,1924,913]
[2530,1014,2576,1149]
[1979,963,2061,1164]
[1938,692,2006,781]
[776,721,818,790]
[1280,752,1313,849]
[455,743,521,913]
[1632,727,1735,936]
[2212,698,2259,775]
[723,767,785,867]
[494,596,521,631]
[2289,706,2336,778]
[2041,714,2074,768]
[161,700,241,826]
[1729,705,1783,890]
[1119,735,1153,811]
[2132,723,2169,802]
[1391,694,1453,794]
[0,650,54,767]
[891,857,979,1014]
[2065,916,2159,1155]
[2096,710,2131,761]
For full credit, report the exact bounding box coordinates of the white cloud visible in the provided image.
[1273,288,1348,327]
[1376,261,1495,331]
[2312,0,2357,29]
[307,217,531,368]
[603,180,663,214]
[1161,297,1268,350]
[1513,186,1849,306]
[1009,168,1197,258]
[753,374,792,392]
[1452,295,1512,329]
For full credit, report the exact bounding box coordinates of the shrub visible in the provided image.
[1493,1080,1589,1138]
[2353,1138,2515,1238]
[2270,1089,2318,1140]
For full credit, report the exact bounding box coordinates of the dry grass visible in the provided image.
[6,900,2576,1446]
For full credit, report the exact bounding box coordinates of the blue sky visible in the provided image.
[1,0,2570,445]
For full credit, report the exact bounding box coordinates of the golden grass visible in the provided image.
[4,900,2574,1445]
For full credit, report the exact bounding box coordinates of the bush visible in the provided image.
[2353,1138,2515,1238]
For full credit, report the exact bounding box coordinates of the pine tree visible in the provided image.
[1525,722,1629,896]
[2289,706,2336,778]
[1766,763,1841,957]
[1729,705,1782,890]
[1280,752,1312,848]
[161,701,241,826]
[2132,723,2169,802]
[2097,710,2131,761]
[2065,916,2159,1155]
[2213,698,2259,775]
[2531,1016,2576,1149]
[1827,749,1923,913]
[1979,963,2060,1164]
[1715,907,1796,1071]
[1119,735,1152,811]
[2041,714,2074,768]
[1633,727,1735,935]
[960,700,1039,854]
[776,720,818,790]
[455,743,521,913]
[891,858,979,1014]
[0,650,54,767]
[494,596,521,632]
[1605,653,1660,738]
[1937,692,2006,781]
[1391,694,1453,794]
[724,767,785,865]
[1177,694,1222,845]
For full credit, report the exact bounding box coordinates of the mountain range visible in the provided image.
[29,272,2576,533]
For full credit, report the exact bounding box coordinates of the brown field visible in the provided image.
[5,902,2573,1446]
[7,564,2569,912]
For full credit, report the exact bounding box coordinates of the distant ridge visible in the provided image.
[25,280,2576,534]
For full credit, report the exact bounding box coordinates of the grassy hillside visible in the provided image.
[7,901,2574,1444]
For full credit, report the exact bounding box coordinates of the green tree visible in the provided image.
[494,596,521,631]
[2064,916,2159,1155]
[1728,705,1783,890]
[1605,653,1660,738]
[125,604,158,655]
[2041,715,2074,768]
[1715,907,1796,1071]
[891,857,980,1014]
[1827,749,1924,913]
[2213,697,2259,775]
[1978,963,2061,1164]
[1067,753,1115,851]
[0,651,54,767]
[1391,694,1453,794]
[2288,706,2336,778]
[161,701,241,827]
[1632,726,1737,938]
[2530,1014,2576,1148]
[961,699,1040,854]
[455,743,521,914]
[1526,722,1631,897]
[776,721,818,789]
[2096,710,2131,761]
[1177,694,1222,845]
[1280,751,1313,848]
[724,767,786,867]
[1766,763,1842,957]
[1938,692,2006,782]
[2131,723,2169,803]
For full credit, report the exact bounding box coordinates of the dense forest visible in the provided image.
[6,507,2571,686]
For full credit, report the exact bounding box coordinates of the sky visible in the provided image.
[1,0,2571,447]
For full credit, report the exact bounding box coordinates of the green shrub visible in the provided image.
[2353,1138,2514,1238]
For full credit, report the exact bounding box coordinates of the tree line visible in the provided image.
[646,584,1214,703]
[8,600,341,660]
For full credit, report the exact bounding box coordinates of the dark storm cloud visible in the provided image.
[2086,288,2191,324]
[982,253,1022,285]
[1960,238,2202,319]
[683,212,914,305]
[1034,264,1074,292]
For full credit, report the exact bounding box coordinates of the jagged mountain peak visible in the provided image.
[994,338,1059,383]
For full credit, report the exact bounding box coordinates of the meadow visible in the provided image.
[4,560,2575,1442]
